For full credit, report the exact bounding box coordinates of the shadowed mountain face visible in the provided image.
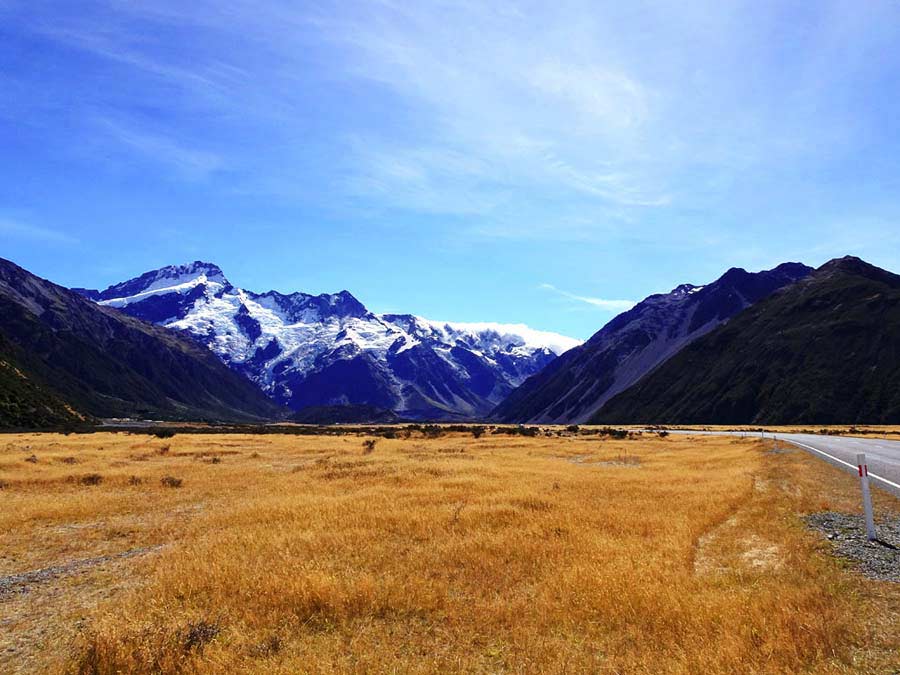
[289,404,398,425]
[0,258,283,426]
[76,263,579,420]
[0,331,88,429]
[592,257,900,425]
[492,262,813,424]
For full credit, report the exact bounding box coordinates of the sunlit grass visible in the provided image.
[1,430,897,673]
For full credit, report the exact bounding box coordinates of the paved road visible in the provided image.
[674,430,900,498]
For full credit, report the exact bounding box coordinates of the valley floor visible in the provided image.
[1,430,898,673]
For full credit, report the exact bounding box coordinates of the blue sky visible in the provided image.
[3,1,900,339]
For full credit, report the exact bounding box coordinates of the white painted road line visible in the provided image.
[786,439,900,495]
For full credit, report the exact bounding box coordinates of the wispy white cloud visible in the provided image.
[10,0,900,253]
[0,218,78,244]
[38,26,235,97]
[317,3,670,214]
[93,118,225,180]
[17,1,673,215]
[539,283,635,312]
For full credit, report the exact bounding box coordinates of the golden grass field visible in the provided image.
[639,424,900,440]
[1,429,898,674]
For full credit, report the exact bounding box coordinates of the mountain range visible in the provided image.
[3,254,899,429]
[75,262,579,420]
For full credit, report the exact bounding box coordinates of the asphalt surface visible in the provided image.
[686,430,900,498]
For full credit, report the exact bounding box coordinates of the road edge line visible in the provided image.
[787,439,900,497]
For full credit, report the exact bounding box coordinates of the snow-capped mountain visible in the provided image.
[76,263,580,419]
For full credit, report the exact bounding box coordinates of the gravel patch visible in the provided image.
[805,512,900,582]
[0,546,162,598]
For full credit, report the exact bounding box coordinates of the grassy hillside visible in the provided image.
[0,340,88,429]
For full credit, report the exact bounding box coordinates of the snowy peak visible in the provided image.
[73,261,231,325]
[89,261,229,306]
[385,315,579,357]
[249,288,371,322]
[670,283,701,296]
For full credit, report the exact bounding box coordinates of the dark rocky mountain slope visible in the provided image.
[492,262,812,423]
[592,257,900,425]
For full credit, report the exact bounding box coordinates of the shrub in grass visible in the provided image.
[183,620,219,652]
[161,476,183,488]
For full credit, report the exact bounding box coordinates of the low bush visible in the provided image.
[183,620,220,652]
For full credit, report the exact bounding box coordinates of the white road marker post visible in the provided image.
[856,453,877,542]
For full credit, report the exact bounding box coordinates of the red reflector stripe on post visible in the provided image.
[858,465,864,476]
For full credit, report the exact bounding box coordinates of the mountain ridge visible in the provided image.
[76,262,580,420]
[591,256,900,424]
[491,261,813,423]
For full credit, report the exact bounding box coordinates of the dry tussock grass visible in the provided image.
[0,431,897,674]
[643,424,900,439]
